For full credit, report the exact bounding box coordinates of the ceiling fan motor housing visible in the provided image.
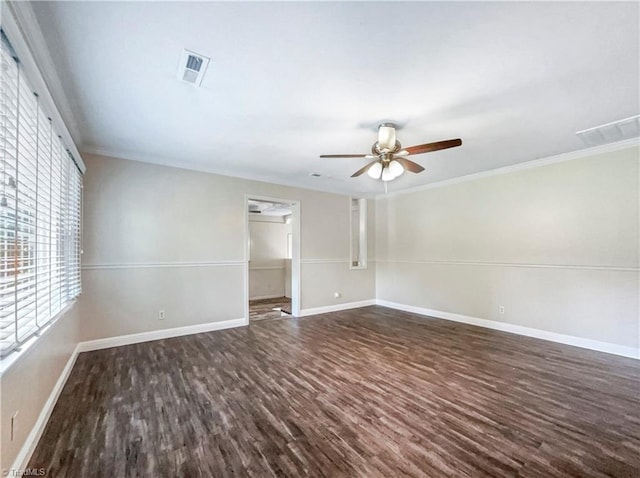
[372,141,401,156]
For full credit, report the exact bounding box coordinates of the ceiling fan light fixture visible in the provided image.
[381,167,395,182]
[378,124,396,152]
[388,160,404,178]
[367,161,383,179]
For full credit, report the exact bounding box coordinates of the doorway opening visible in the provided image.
[245,196,300,323]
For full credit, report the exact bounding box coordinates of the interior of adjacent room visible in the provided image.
[247,199,294,322]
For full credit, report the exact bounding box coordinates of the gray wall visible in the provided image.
[249,216,291,299]
[79,153,376,340]
[376,145,639,349]
[0,304,81,471]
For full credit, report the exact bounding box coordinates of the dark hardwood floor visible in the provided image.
[29,306,640,477]
[249,296,292,322]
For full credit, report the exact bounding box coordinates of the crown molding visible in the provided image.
[3,1,85,172]
[85,137,638,200]
[81,146,378,199]
[376,138,639,199]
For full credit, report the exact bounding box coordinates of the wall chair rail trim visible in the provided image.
[376,259,639,272]
[82,261,246,270]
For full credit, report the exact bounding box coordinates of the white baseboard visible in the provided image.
[249,294,286,301]
[376,299,640,359]
[77,318,247,353]
[298,299,376,317]
[10,343,80,473]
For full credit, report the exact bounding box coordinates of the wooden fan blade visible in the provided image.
[320,154,369,158]
[351,160,379,177]
[404,138,462,156]
[393,156,425,173]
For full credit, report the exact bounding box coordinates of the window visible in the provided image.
[350,198,367,269]
[0,32,82,357]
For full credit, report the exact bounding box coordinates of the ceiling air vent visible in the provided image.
[177,49,210,86]
[576,115,640,147]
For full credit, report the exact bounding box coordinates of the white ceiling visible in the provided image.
[248,200,292,217]
[31,1,639,196]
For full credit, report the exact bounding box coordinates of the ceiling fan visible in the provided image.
[320,123,462,181]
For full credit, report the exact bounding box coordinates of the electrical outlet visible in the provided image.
[334,292,341,299]
[499,306,505,315]
[158,310,165,320]
[11,411,18,441]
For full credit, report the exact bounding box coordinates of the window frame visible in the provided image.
[0,29,83,360]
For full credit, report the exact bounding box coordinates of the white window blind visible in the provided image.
[0,31,82,357]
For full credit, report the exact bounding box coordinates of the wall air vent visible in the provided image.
[576,115,640,147]
[177,49,210,86]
